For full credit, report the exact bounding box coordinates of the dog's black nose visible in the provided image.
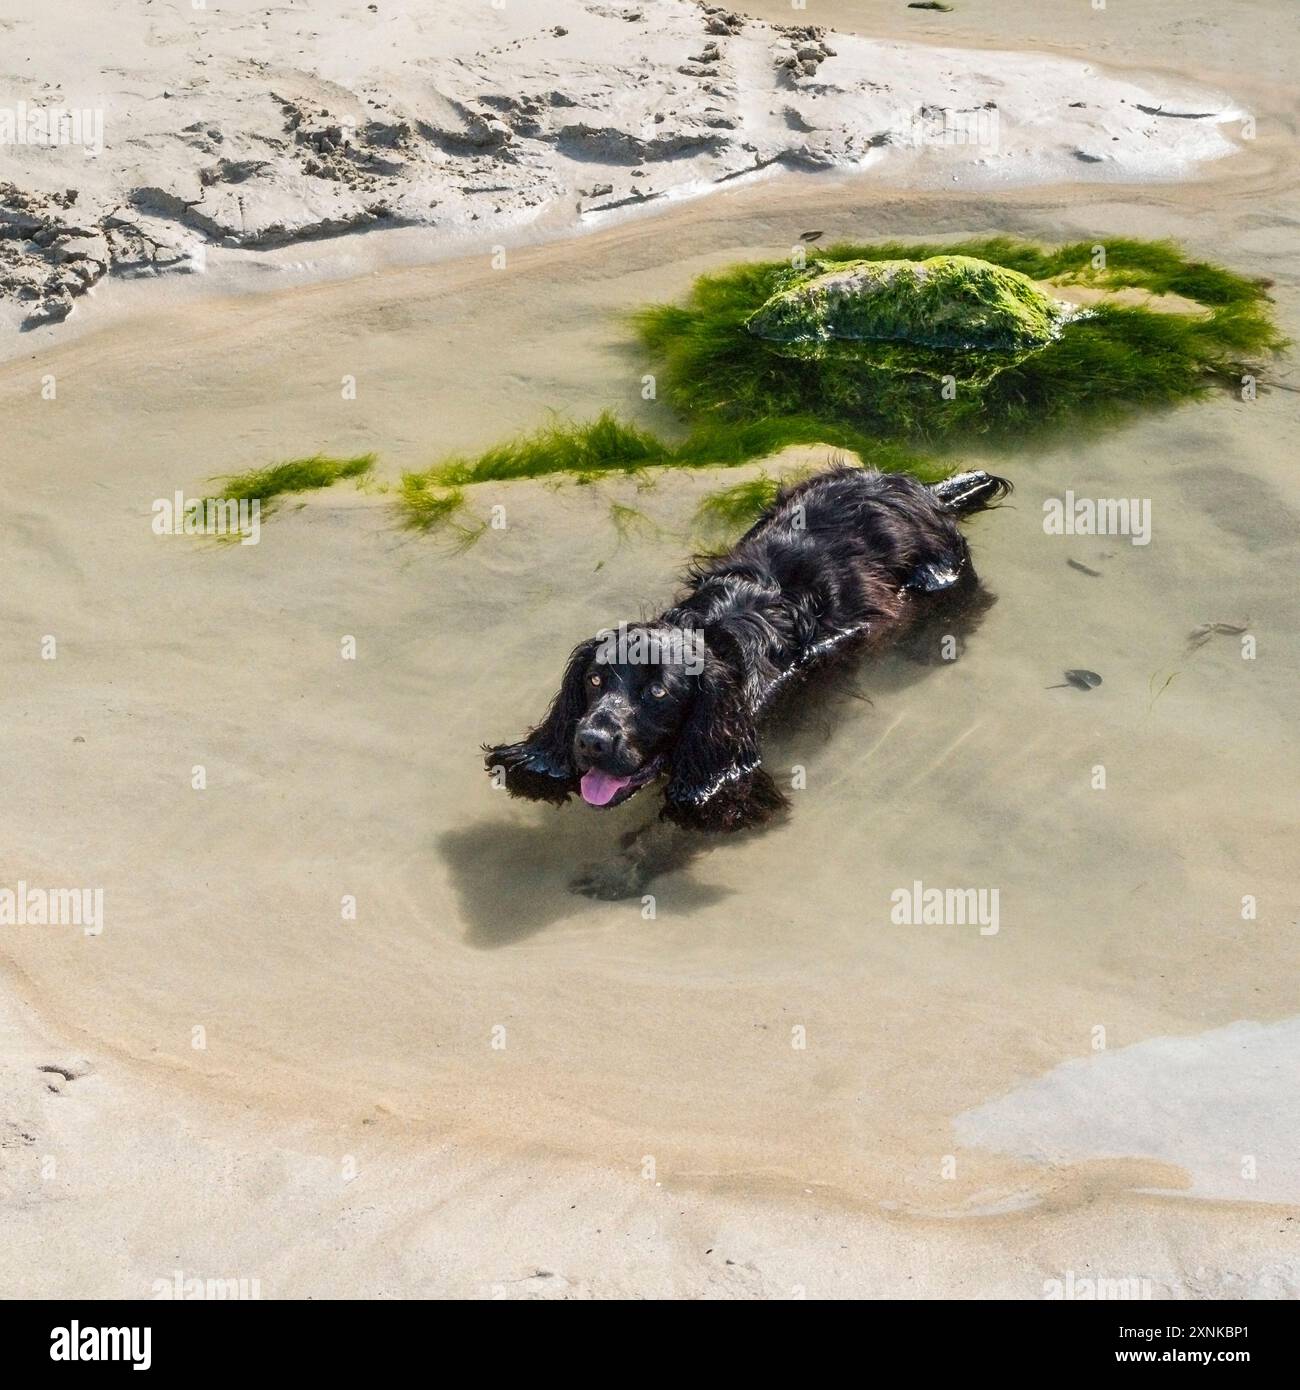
[575,728,613,761]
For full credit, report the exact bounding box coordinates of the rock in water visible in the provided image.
[744,255,1083,383]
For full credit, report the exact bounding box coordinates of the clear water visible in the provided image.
[2,140,1296,1221]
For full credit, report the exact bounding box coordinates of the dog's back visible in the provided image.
[682,467,1010,642]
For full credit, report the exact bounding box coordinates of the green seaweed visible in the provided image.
[694,474,789,538]
[251,239,1284,540]
[609,502,657,543]
[632,237,1283,446]
[425,414,671,487]
[396,412,934,530]
[215,453,375,509]
[398,474,467,531]
[402,412,931,488]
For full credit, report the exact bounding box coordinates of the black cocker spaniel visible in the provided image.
[484,465,1010,832]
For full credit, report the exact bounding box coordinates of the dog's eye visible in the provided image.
[648,682,667,700]
[588,672,602,688]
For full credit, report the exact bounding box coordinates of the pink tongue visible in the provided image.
[580,769,633,806]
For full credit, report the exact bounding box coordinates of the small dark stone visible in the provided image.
[1046,669,1102,690]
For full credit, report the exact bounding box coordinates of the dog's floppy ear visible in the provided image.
[483,636,599,804]
[661,625,787,833]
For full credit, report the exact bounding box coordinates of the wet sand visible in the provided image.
[2,3,1298,1298]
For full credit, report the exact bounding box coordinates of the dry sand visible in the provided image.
[1,0,1298,1299]
[1,0,1247,342]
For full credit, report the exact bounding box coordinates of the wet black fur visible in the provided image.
[484,466,1011,832]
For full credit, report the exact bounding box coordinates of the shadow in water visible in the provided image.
[437,813,735,950]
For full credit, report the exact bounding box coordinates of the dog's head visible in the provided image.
[483,620,786,832]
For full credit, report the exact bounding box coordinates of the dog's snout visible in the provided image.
[575,727,614,761]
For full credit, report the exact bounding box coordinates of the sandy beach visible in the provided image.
[2,1,1298,1301]
[0,0,1255,345]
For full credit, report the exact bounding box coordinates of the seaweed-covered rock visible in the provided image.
[631,236,1282,447]
[746,254,1075,354]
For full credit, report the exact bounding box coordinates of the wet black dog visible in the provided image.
[484,466,1010,834]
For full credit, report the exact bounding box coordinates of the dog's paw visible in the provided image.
[569,859,648,901]
[483,741,576,805]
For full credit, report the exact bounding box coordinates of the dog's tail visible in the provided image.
[931,470,1013,516]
